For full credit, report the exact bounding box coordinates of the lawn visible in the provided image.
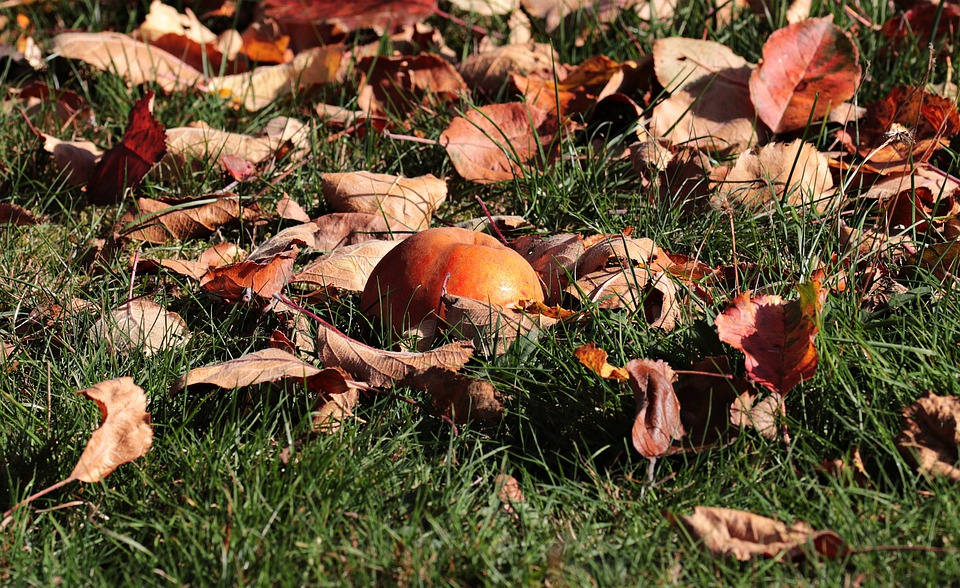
[3,0,960,585]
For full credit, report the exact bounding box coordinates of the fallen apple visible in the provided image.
[360,227,545,334]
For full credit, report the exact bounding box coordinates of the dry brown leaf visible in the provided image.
[249,213,400,260]
[626,359,684,458]
[730,390,785,440]
[670,506,848,561]
[0,203,39,226]
[746,0,811,23]
[321,171,447,232]
[448,0,519,15]
[711,140,836,212]
[442,294,559,356]
[356,53,467,119]
[458,43,558,96]
[276,194,310,222]
[200,251,295,302]
[512,233,585,303]
[207,46,342,111]
[512,54,620,117]
[897,391,960,482]
[574,342,628,380]
[137,0,218,46]
[89,298,190,356]
[403,367,504,423]
[494,473,525,518]
[175,348,321,391]
[37,134,102,187]
[139,242,245,281]
[293,240,401,292]
[314,318,474,388]
[71,377,153,483]
[119,196,259,244]
[311,371,362,434]
[52,32,203,92]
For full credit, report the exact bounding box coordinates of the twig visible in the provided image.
[474,196,508,245]
[2,476,77,521]
[673,370,734,379]
[383,131,440,146]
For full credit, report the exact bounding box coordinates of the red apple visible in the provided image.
[361,227,544,334]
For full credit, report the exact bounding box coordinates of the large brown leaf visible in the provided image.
[200,251,295,302]
[749,16,860,134]
[293,240,401,292]
[458,43,558,96]
[715,281,825,395]
[175,348,321,391]
[442,295,560,357]
[88,299,190,356]
[670,506,848,561]
[119,196,259,244]
[440,103,567,184]
[574,342,628,380]
[626,359,684,458]
[897,391,960,482]
[321,171,447,233]
[314,318,474,388]
[71,378,154,483]
[260,0,436,33]
[402,367,504,423]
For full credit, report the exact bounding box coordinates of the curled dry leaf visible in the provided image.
[625,359,684,458]
[86,91,167,205]
[200,251,295,302]
[711,140,836,212]
[494,473,525,519]
[249,213,399,260]
[749,16,860,134]
[441,103,569,184]
[89,298,190,356]
[458,42,558,96]
[175,347,319,391]
[310,367,363,434]
[730,390,785,441]
[650,38,767,153]
[897,391,960,482]
[442,294,559,357]
[670,506,848,561]
[321,171,447,232]
[632,142,713,210]
[71,377,153,483]
[402,367,504,423]
[314,317,474,388]
[574,342,628,380]
[715,281,826,395]
[294,240,401,292]
[52,32,203,92]
[119,196,260,244]
[356,53,467,119]
[35,133,102,187]
[512,54,620,117]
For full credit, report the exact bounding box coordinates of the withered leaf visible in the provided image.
[442,294,559,357]
[512,233,585,304]
[260,0,436,35]
[356,53,467,119]
[0,203,39,226]
[715,281,825,395]
[458,42,557,96]
[138,242,245,281]
[89,298,190,356]
[321,171,447,232]
[311,369,363,434]
[897,391,960,482]
[670,506,848,561]
[294,240,402,292]
[625,359,684,458]
[250,213,399,259]
[175,348,320,392]
[276,194,310,222]
[315,318,474,388]
[200,251,295,302]
[730,390,785,441]
[71,377,153,483]
[574,342,628,380]
[402,367,504,423]
[119,196,259,244]
[674,355,745,449]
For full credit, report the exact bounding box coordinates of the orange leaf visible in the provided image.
[749,16,860,134]
[200,251,295,302]
[715,281,825,395]
[574,342,628,380]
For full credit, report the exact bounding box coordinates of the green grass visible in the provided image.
[3,0,960,585]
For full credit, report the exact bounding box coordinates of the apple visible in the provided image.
[361,227,545,334]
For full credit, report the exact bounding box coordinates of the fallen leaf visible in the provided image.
[448,0,519,16]
[882,2,960,54]
[512,233,585,303]
[52,32,203,92]
[260,0,436,35]
[293,240,402,292]
[138,242,245,281]
[314,317,474,388]
[574,342,628,380]
[118,196,260,244]
[626,359,684,458]
[310,367,364,433]
[86,91,167,205]
[442,294,559,356]
[321,171,447,232]
[0,203,38,225]
[277,194,310,222]
[730,390,785,440]
[897,391,960,482]
[248,213,400,260]
[238,18,292,64]
[441,103,569,183]
[35,134,103,187]
[749,16,860,134]
[746,0,812,24]
[402,367,504,423]
[458,42,558,96]
[818,446,871,487]
[711,140,836,212]
[200,251,295,302]
[71,377,153,483]
[674,356,745,449]
[715,281,826,395]
[89,298,190,356]
[512,54,620,117]
[175,348,320,391]
[670,506,848,561]
[356,53,467,119]
[494,473,525,518]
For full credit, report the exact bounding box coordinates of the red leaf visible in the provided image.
[625,359,684,458]
[715,282,826,395]
[749,16,860,134]
[199,251,295,302]
[86,91,167,205]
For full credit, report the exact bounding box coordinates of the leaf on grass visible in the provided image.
[315,318,474,388]
[293,239,401,292]
[669,506,848,561]
[86,91,167,205]
[746,0,811,24]
[200,251,295,302]
[321,171,447,232]
[0,203,39,226]
[512,233,585,303]
[730,390,785,441]
[650,38,767,154]
[260,0,436,34]
[403,367,504,423]
[175,348,321,392]
[715,281,825,395]
[626,359,684,458]
[674,355,746,449]
[440,103,568,184]
[494,473,525,519]
[356,53,467,118]
[89,298,190,356]
[710,140,836,212]
[249,213,399,260]
[70,377,153,483]
[137,242,245,281]
[574,342,628,380]
[206,46,342,111]
[458,42,558,96]
[442,294,559,357]
[310,367,364,434]
[35,134,103,187]
[897,391,960,482]
[512,54,620,117]
[277,194,310,222]
[749,16,860,134]
[119,196,260,244]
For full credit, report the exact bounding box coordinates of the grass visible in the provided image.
[3,0,960,585]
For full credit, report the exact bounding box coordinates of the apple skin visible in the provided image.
[361,227,545,334]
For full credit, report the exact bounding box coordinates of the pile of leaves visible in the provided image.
[3,0,960,565]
